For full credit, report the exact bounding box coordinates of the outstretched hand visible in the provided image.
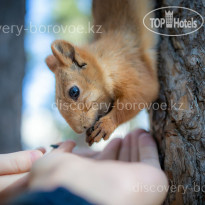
[28,129,168,205]
[75,129,160,168]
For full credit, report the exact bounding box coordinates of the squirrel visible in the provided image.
[46,0,159,146]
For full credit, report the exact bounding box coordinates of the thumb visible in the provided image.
[0,150,44,175]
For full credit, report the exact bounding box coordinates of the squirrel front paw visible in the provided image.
[86,116,116,146]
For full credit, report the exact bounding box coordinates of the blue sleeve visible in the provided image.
[9,187,95,205]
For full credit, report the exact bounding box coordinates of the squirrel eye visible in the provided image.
[69,86,80,101]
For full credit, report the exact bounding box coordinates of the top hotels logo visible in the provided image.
[143,6,204,36]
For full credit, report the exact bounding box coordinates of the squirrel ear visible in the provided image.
[51,40,74,66]
[45,55,59,73]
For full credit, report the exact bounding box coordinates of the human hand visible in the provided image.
[28,130,168,205]
[78,129,161,168]
[0,148,45,201]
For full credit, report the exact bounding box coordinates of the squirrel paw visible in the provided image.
[86,116,116,146]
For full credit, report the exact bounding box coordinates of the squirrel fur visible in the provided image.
[46,0,159,145]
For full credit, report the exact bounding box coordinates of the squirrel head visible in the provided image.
[46,40,113,133]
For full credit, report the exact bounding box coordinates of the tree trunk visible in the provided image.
[150,0,205,204]
[0,0,25,153]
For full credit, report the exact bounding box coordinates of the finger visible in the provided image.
[72,148,99,158]
[118,134,130,161]
[130,129,147,162]
[54,140,76,153]
[95,138,122,160]
[138,133,160,169]
[36,147,46,154]
[0,150,44,175]
[0,173,28,192]
[0,173,29,202]
[29,141,76,176]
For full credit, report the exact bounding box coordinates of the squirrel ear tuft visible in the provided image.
[45,55,59,73]
[51,40,75,66]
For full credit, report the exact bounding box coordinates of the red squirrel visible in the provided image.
[46,0,159,145]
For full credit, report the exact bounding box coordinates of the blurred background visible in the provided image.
[0,0,149,154]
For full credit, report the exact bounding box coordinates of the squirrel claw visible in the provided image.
[86,116,116,146]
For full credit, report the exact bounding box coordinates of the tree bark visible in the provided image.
[150,0,205,204]
[0,0,25,153]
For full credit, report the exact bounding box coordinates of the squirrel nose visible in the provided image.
[83,126,87,130]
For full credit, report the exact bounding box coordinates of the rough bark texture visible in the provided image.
[150,0,205,204]
[0,0,25,153]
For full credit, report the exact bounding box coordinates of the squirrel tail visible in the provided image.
[129,0,158,71]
